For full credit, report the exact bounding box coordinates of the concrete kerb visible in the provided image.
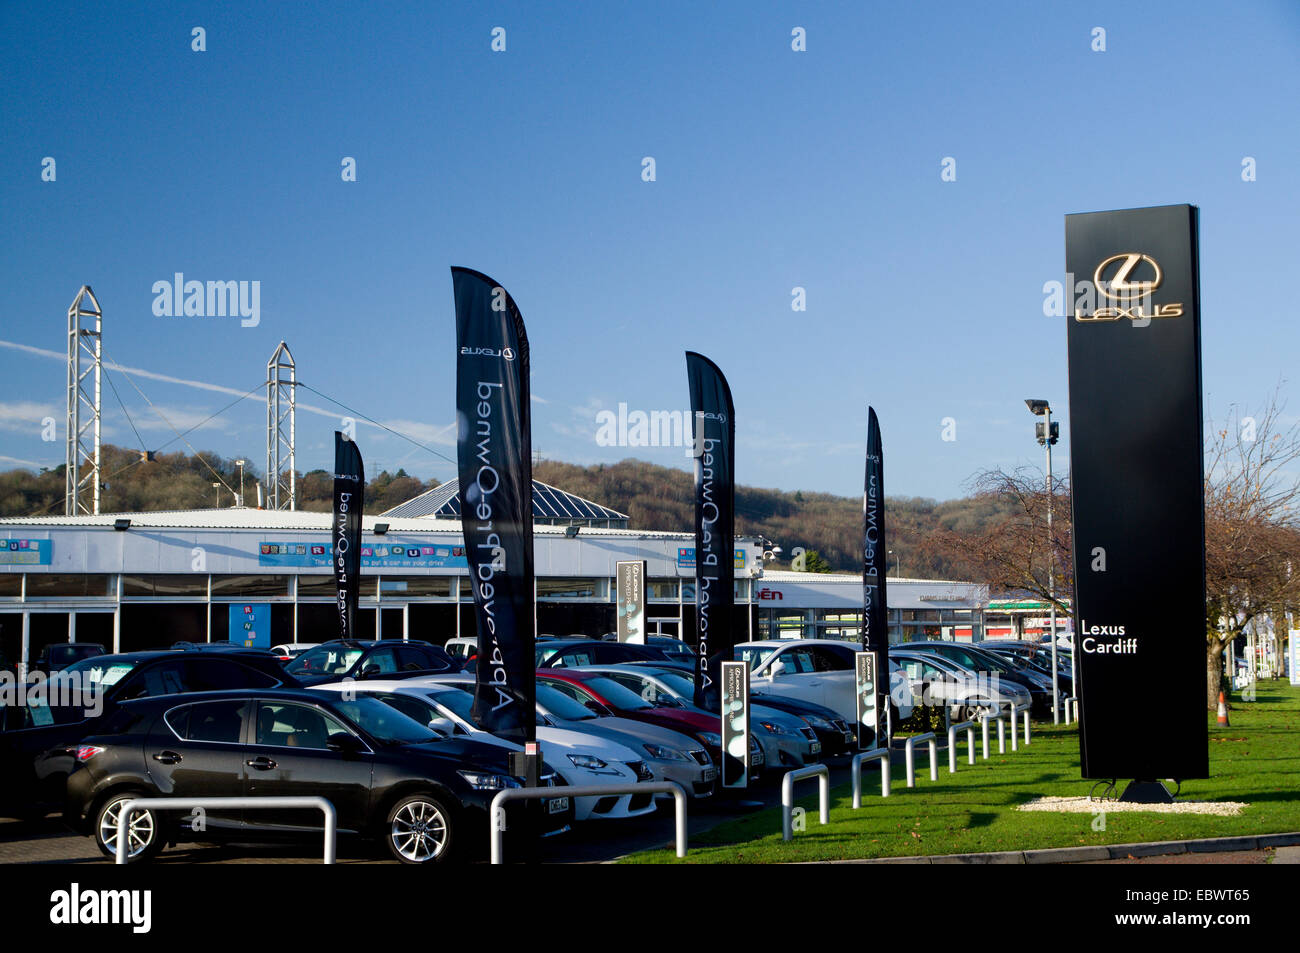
[817,831,1300,864]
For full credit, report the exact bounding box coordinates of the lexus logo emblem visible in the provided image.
[1094,253,1162,301]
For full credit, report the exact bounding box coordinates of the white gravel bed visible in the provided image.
[1016,796,1246,816]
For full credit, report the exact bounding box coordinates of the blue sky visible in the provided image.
[2,1,1298,502]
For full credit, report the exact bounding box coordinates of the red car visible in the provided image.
[537,669,763,779]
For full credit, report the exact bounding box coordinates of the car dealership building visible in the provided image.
[0,482,988,670]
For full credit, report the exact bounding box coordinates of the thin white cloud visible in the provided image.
[375,418,457,447]
[0,400,61,433]
[0,453,52,469]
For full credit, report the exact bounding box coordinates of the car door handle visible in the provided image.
[246,757,277,770]
[152,751,183,765]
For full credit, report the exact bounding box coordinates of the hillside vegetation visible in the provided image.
[0,448,1014,577]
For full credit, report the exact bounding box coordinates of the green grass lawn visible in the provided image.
[624,681,1300,864]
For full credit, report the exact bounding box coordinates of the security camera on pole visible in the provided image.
[1025,399,1061,724]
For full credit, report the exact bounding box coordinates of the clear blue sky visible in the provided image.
[2,1,1298,502]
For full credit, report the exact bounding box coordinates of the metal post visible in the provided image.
[781,764,830,841]
[1045,406,1060,725]
[947,721,975,773]
[851,748,892,808]
[904,733,937,787]
[117,797,336,864]
[997,715,1006,753]
[490,782,686,863]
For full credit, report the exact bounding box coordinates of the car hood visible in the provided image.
[399,736,518,772]
[548,715,704,759]
[536,726,641,764]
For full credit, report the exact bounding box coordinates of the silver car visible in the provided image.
[425,674,719,799]
[584,664,823,770]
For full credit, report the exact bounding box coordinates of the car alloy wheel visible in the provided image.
[386,794,453,864]
[96,794,162,862]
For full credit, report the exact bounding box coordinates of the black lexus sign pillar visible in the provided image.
[452,267,536,748]
[332,431,364,642]
[686,352,736,716]
[1065,204,1208,798]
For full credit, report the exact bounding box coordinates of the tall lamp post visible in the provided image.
[1026,399,1062,724]
[235,459,247,507]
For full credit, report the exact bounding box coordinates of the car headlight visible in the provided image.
[458,770,522,790]
[805,716,834,731]
[643,743,689,762]
[758,720,789,736]
[698,731,722,747]
[567,753,609,770]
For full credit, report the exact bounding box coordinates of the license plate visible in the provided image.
[547,797,569,815]
[702,767,717,782]
[811,742,822,754]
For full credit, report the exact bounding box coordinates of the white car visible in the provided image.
[442,637,476,661]
[269,643,319,662]
[312,679,658,821]
[733,639,913,725]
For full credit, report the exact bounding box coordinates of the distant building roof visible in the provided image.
[381,479,629,526]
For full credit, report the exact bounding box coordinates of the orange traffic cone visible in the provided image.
[1217,691,1229,727]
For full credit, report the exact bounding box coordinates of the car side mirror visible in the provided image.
[768,660,785,678]
[426,716,455,737]
[326,732,364,754]
[360,664,381,678]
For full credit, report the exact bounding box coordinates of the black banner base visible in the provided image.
[1118,780,1176,804]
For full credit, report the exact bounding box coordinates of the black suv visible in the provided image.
[34,642,106,674]
[535,639,670,669]
[286,640,460,687]
[65,688,571,863]
[0,648,297,820]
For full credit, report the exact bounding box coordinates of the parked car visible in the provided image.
[1,648,298,820]
[443,636,477,661]
[905,641,1053,715]
[584,664,822,769]
[600,634,697,663]
[538,669,764,780]
[740,692,857,756]
[34,643,106,674]
[64,688,571,864]
[890,648,1031,721]
[313,679,657,822]
[980,642,1074,698]
[732,639,912,730]
[269,643,319,663]
[622,658,858,756]
[535,639,670,669]
[427,674,719,800]
[286,640,459,687]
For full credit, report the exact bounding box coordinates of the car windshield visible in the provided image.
[736,645,777,671]
[63,657,136,688]
[656,672,696,698]
[427,688,476,724]
[536,684,598,721]
[580,676,653,711]
[288,646,365,676]
[327,695,438,747]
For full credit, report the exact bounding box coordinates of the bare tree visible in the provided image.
[1203,394,1300,706]
[926,467,1072,613]
[939,387,1300,709]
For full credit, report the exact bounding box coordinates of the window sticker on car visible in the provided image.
[85,664,133,688]
[26,700,54,727]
